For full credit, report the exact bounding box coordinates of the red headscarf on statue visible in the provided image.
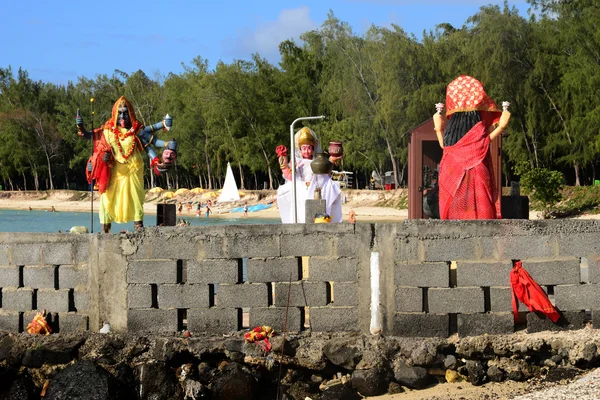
[445,75,502,123]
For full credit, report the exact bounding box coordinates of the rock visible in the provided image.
[285,381,314,400]
[323,337,363,370]
[443,354,457,370]
[544,366,581,383]
[22,337,85,367]
[0,373,38,400]
[487,365,504,382]
[295,339,328,370]
[387,381,404,394]
[393,359,430,389]
[0,335,15,362]
[211,362,257,400]
[445,369,466,383]
[351,366,390,396]
[135,362,179,400]
[410,341,439,366]
[506,369,525,381]
[320,383,361,400]
[465,360,486,386]
[45,360,130,400]
[271,336,298,357]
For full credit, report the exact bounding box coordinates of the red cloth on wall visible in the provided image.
[438,120,500,219]
[510,261,560,323]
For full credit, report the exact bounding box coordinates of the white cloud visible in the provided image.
[222,7,318,62]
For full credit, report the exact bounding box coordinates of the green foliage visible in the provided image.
[513,161,563,218]
[555,185,600,217]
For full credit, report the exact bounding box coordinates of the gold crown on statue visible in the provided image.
[297,127,316,147]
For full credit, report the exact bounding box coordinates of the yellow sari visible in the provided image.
[99,127,145,224]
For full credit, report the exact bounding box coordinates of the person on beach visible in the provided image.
[196,203,201,217]
[276,127,343,223]
[348,209,356,223]
[187,202,192,214]
[205,204,211,218]
[178,202,183,214]
[28,206,32,211]
[50,206,56,212]
[244,203,249,217]
[434,76,510,220]
[76,96,175,233]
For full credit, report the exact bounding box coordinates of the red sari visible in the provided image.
[438,120,500,220]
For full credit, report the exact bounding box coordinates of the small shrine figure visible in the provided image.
[276,127,343,223]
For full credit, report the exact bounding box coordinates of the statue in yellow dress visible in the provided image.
[76,96,174,233]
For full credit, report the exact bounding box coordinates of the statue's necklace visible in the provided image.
[112,127,137,159]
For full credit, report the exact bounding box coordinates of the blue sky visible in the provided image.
[2,0,528,85]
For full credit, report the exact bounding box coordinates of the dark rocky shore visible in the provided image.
[1,328,599,399]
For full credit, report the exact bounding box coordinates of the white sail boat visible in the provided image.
[217,162,240,203]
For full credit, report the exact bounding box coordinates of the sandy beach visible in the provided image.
[0,189,408,223]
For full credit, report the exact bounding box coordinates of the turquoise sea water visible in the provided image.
[0,209,279,233]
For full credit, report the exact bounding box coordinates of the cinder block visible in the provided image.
[457,313,514,336]
[310,307,358,332]
[73,290,89,312]
[37,289,69,313]
[0,266,19,287]
[127,260,178,284]
[224,235,280,258]
[0,245,8,265]
[0,311,19,333]
[187,259,239,283]
[395,287,423,312]
[557,233,600,257]
[332,283,358,306]
[249,307,303,332]
[495,235,556,259]
[586,256,600,284]
[490,287,527,312]
[274,282,328,307]
[521,259,580,285]
[188,308,238,334]
[23,265,55,288]
[308,257,358,282]
[128,285,153,309]
[247,257,299,283]
[42,243,72,265]
[555,284,600,311]
[429,288,484,314]
[218,283,269,308]
[422,238,477,262]
[593,310,600,328]
[395,262,449,288]
[2,288,33,311]
[129,237,199,260]
[456,261,512,287]
[197,236,227,259]
[281,234,331,257]
[74,242,89,263]
[526,310,585,333]
[58,266,89,289]
[305,199,326,223]
[158,284,210,308]
[392,313,449,337]
[11,244,41,265]
[59,313,89,332]
[395,237,421,263]
[335,233,368,258]
[128,309,178,333]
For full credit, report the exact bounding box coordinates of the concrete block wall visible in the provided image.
[382,220,600,337]
[3,219,600,338]
[0,234,90,333]
[123,223,371,334]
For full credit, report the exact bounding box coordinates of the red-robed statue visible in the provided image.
[433,76,511,220]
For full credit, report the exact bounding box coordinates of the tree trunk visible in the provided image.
[8,177,14,191]
[22,172,27,191]
[238,163,245,190]
[45,152,54,190]
[574,162,581,187]
[34,171,39,191]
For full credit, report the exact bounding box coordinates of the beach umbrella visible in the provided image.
[162,192,175,199]
[190,188,205,194]
[238,191,246,197]
[148,187,163,193]
[174,188,190,196]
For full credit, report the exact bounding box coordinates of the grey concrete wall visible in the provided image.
[2,220,600,337]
